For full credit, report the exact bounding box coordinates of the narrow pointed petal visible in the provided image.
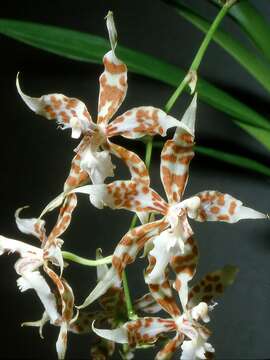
[72,180,169,215]
[108,140,151,223]
[64,136,90,192]
[195,191,266,223]
[93,317,175,346]
[146,254,181,318]
[49,193,77,240]
[170,236,199,310]
[92,321,128,344]
[78,267,119,309]
[97,50,127,125]
[106,11,117,54]
[21,311,49,339]
[134,293,162,314]
[188,265,238,308]
[15,207,47,244]
[160,95,197,204]
[108,141,149,186]
[0,235,42,258]
[106,107,180,139]
[17,74,94,138]
[156,333,184,360]
[39,192,66,219]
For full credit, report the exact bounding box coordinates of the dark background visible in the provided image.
[0,0,270,358]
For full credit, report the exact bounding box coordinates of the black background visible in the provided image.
[0,0,270,359]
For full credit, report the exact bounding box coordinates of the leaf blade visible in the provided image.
[210,0,270,61]
[165,0,270,93]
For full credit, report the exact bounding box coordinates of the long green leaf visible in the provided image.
[0,19,270,150]
[210,0,270,61]
[153,141,270,177]
[165,0,270,93]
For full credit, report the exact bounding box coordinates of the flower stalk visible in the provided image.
[62,251,112,266]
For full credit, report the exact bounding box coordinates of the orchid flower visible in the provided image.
[92,265,238,360]
[0,195,80,358]
[70,93,265,310]
[0,215,75,359]
[16,11,181,204]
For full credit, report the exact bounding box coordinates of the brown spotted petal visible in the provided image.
[170,236,199,310]
[44,267,75,360]
[108,140,150,223]
[93,317,176,348]
[107,141,149,186]
[195,190,266,223]
[156,333,184,360]
[97,49,127,126]
[15,207,47,244]
[134,292,162,314]
[71,180,169,215]
[187,265,238,309]
[106,107,180,139]
[146,254,181,319]
[78,219,168,309]
[16,74,94,139]
[160,94,197,205]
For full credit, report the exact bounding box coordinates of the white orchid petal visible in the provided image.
[56,323,68,360]
[17,270,59,323]
[178,93,197,137]
[0,235,42,258]
[21,312,49,339]
[92,321,128,344]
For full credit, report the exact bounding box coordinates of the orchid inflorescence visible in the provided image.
[0,11,267,360]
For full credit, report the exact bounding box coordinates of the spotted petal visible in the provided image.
[170,236,199,310]
[72,181,169,215]
[106,107,180,139]
[146,254,181,319]
[160,94,197,205]
[44,267,74,359]
[93,317,175,348]
[195,191,266,223]
[156,333,184,360]
[16,74,94,139]
[108,140,150,223]
[97,12,127,125]
[78,219,168,309]
[187,265,238,308]
[134,292,162,314]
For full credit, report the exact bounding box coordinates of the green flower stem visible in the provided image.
[164,0,235,113]
[62,251,112,266]
[123,0,234,321]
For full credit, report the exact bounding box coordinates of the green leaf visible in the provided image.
[0,19,270,149]
[153,141,270,177]
[164,0,270,93]
[210,0,270,61]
